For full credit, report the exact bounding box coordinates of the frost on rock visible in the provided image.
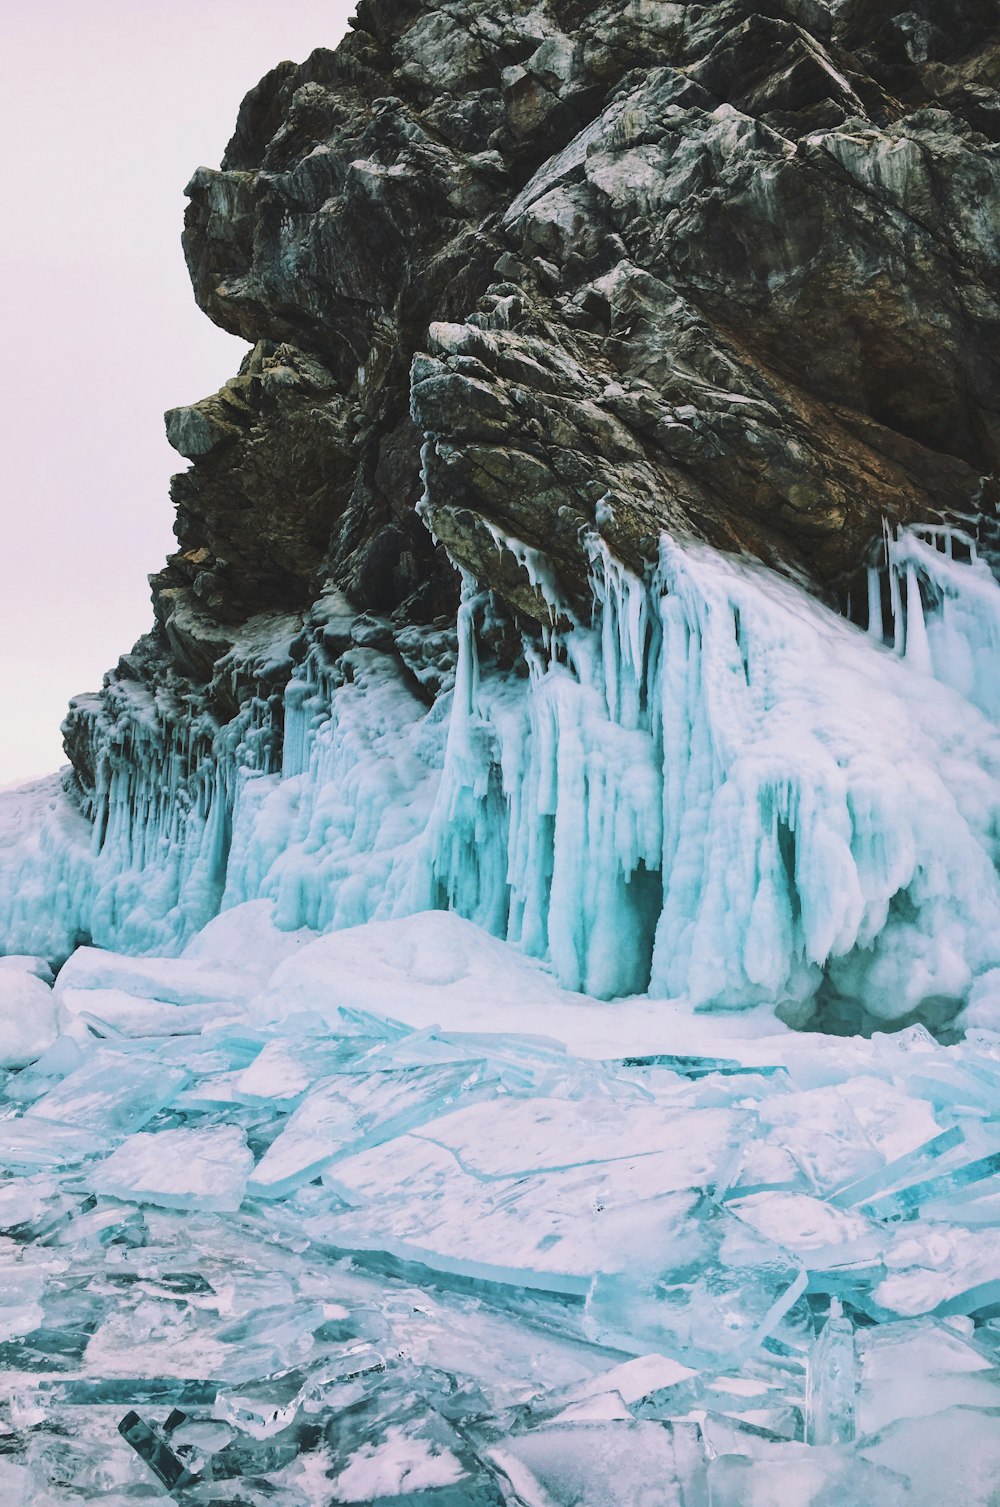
[1,527,998,1028]
[0,911,997,1500]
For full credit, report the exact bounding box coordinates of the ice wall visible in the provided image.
[1,528,998,1026]
[425,532,1000,1020]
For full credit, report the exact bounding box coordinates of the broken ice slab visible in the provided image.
[804,1299,856,1445]
[727,1192,885,1275]
[24,1048,189,1135]
[213,1367,311,1442]
[0,1172,63,1234]
[407,1096,753,1183]
[298,1342,387,1414]
[894,1057,1000,1115]
[829,1124,963,1209]
[859,1144,1000,1223]
[79,1308,322,1398]
[696,1371,805,1440]
[2,1035,87,1107]
[361,1027,581,1097]
[519,1353,699,1427]
[856,1317,1000,1434]
[318,1392,506,1507]
[697,1411,803,1458]
[488,1418,708,1507]
[757,1086,884,1194]
[59,986,240,1039]
[88,1124,254,1212]
[229,1033,376,1108]
[283,1253,617,1413]
[321,1125,783,1314]
[613,1051,785,1080]
[118,1409,199,1493]
[834,1074,945,1165]
[585,1194,807,1366]
[47,1198,146,1250]
[0,1113,106,1170]
[858,1405,1000,1506]
[706,1446,910,1507]
[214,1342,386,1440]
[918,1185,1000,1226]
[247,1107,362,1201]
[719,1140,813,1201]
[0,1247,45,1339]
[16,1376,222,1413]
[248,1059,497,1201]
[875,1222,1000,1318]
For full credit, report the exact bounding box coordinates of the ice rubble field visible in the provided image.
[0,905,1000,1504]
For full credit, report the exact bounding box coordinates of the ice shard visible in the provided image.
[805,1299,857,1446]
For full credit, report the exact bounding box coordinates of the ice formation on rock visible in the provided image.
[2,527,1000,1029]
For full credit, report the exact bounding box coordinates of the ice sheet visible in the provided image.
[0,918,997,1498]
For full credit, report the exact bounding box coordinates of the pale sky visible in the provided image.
[0,0,356,785]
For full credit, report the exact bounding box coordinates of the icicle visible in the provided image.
[902,562,931,671]
[887,528,905,656]
[866,565,884,641]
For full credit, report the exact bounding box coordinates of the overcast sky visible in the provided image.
[0,0,356,785]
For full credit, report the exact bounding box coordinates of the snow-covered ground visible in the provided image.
[1,904,1000,1503]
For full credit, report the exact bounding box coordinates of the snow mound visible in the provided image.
[0,968,58,1068]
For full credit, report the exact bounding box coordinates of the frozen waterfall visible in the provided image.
[1,527,998,1028]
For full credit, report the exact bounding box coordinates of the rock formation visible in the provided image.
[4,0,997,1023]
[70,0,999,738]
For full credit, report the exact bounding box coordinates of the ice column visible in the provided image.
[805,1299,857,1445]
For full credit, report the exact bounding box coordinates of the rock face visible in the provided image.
[50,0,1000,981]
[169,0,999,640]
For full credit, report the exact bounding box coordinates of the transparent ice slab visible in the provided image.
[805,1299,857,1445]
[88,1124,255,1212]
[727,1191,885,1276]
[24,1049,189,1136]
[488,1419,709,1507]
[249,1059,497,1201]
[0,1114,106,1170]
[706,1447,910,1507]
[875,1222,1000,1318]
[856,1317,1000,1434]
[858,1406,1000,1507]
[584,1195,807,1366]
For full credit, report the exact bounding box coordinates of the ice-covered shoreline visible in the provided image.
[2,906,1000,1501]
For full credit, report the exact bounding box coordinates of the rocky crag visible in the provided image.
[4,0,1000,1024]
[77,0,1000,730]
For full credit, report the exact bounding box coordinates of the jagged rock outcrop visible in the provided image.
[172,0,999,634]
[61,0,999,882]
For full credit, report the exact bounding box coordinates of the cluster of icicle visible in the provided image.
[1,524,998,1025]
[427,526,1000,1018]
